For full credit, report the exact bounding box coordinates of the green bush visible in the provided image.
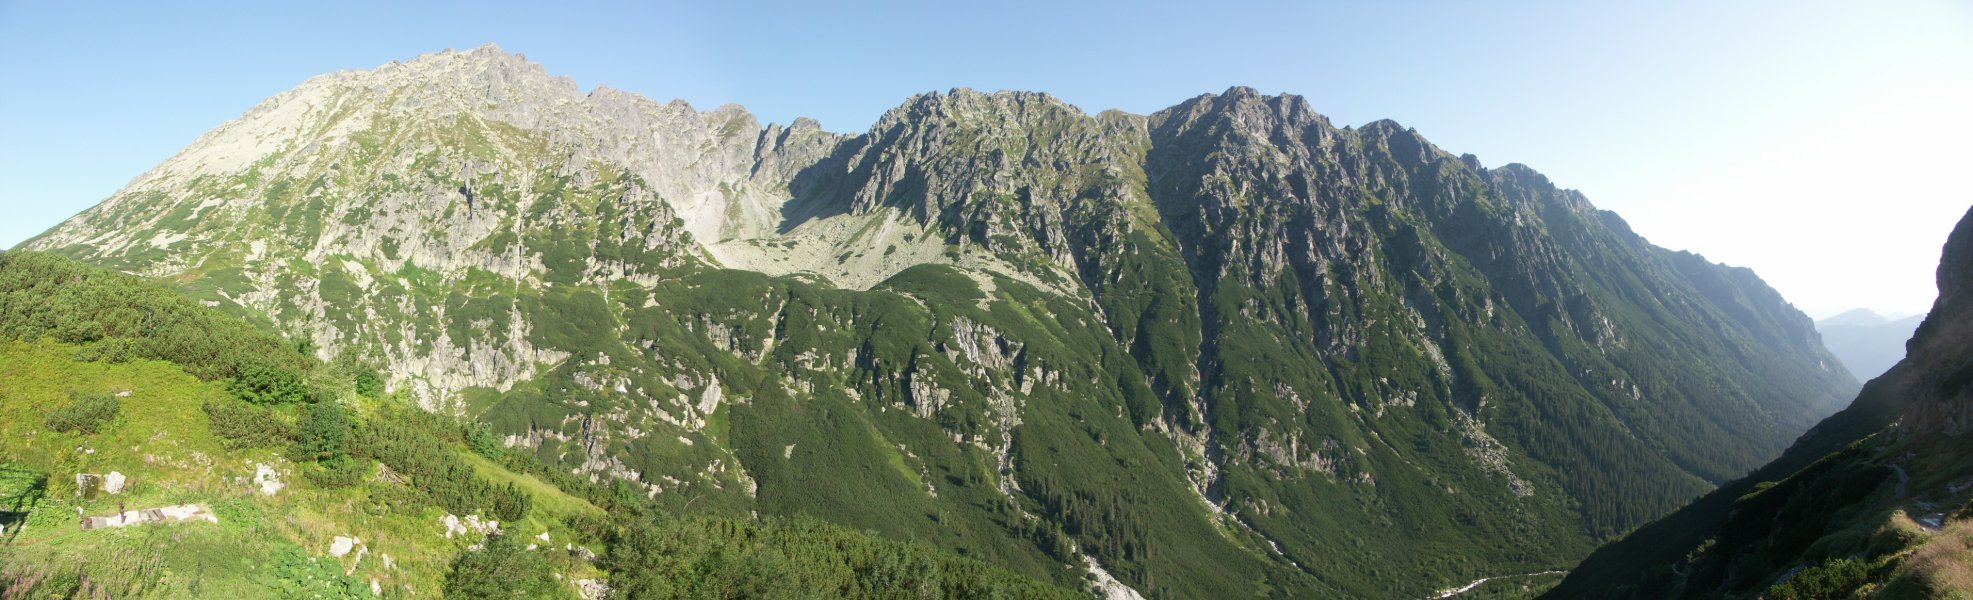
[603,514,1082,600]
[44,391,120,435]
[294,402,352,461]
[70,337,138,363]
[363,481,431,516]
[303,456,369,489]
[230,364,309,405]
[1768,557,1872,600]
[0,464,46,513]
[353,370,385,398]
[443,532,559,599]
[297,402,364,487]
[202,399,295,449]
[0,251,311,381]
[464,422,504,460]
[355,417,531,521]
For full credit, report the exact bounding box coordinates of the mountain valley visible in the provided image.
[0,46,1895,599]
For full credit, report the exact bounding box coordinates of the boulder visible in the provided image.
[330,535,360,557]
[253,463,284,496]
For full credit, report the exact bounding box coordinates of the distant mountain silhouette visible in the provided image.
[1818,309,1924,380]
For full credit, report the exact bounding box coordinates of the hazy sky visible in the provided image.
[2,0,1967,317]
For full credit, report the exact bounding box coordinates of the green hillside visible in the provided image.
[0,251,1080,599]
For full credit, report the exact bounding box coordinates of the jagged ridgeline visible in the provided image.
[21,45,1856,598]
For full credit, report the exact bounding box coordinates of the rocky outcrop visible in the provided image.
[252,462,284,496]
[1896,205,1973,435]
[74,472,125,496]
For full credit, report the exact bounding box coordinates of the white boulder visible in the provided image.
[330,536,360,557]
[253,463,284,496]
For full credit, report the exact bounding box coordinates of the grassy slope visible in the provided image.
[0,338,600,598]
[0,337,1086,600]
[0,251,1086,599]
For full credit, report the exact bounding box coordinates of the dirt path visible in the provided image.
[1432,570,1567,599]
[1895,464,1911,499]
[1891,465,1946,532]
[1916,513,1944,532]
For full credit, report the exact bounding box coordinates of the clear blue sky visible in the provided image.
[3,0,1968,316]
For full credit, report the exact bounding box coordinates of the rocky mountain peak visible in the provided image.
[831,87,1129,221]
[1933,207,1973,310]
[1224,86,1318,116]
[1154,87,1331,140]
[787,116,826,132]
[1192,85,1318,118]
[379,43,578,104]
[19,45,862,398]
[871,88,1087,134]
[1352,118,1444,170]
[464,41,510,56]
[403,43,547,76]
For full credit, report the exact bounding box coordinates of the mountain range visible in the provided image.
[1818,309,1924,381]
[11,45,1865,598]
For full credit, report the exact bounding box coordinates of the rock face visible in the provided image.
[24,47,1859,599]
[1899,206,1973,436]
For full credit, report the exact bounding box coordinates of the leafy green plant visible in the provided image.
[44,390,120,435]
[254,546,378,599]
